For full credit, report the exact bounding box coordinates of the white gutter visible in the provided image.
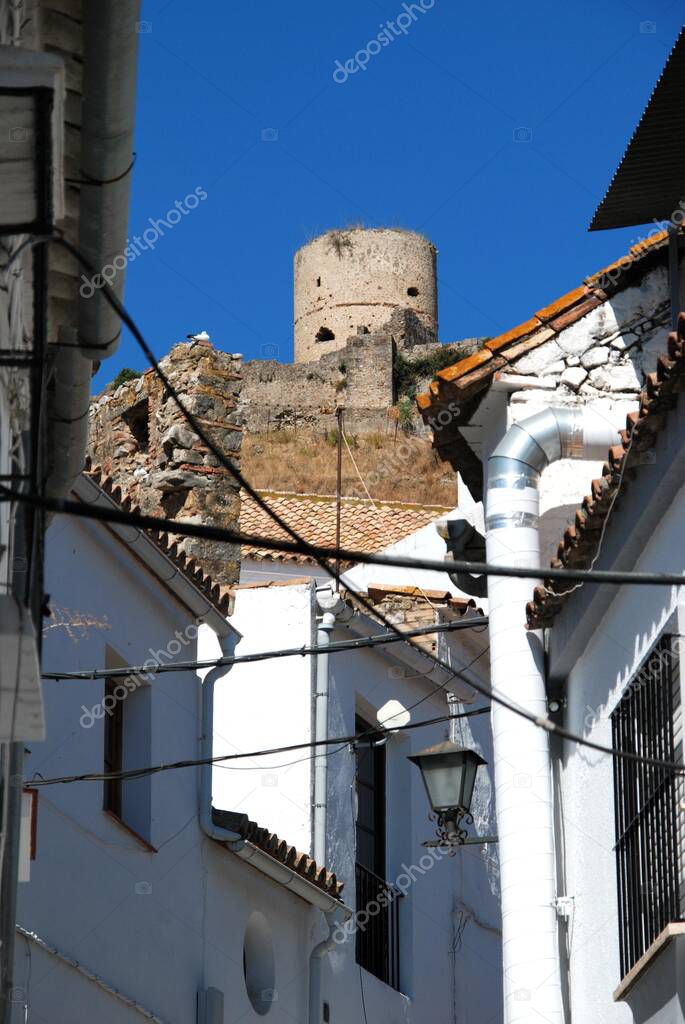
[198,634,350,918]
[313,587,351,866]
[79,0,141,360]
[199,631,350,1024]
[17,925,166,1023]
[309,909,345,1024]
[485,408,618,1024]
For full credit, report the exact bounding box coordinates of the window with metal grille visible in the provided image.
[611,635,684,978]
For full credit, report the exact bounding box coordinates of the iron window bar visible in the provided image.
[611,635,684,978]
[355,861,402,991]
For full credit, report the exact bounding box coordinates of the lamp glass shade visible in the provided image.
[408,741,486,814]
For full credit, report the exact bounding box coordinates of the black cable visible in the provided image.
[11,233,685,779]
[359,966,369,1024]
[26,707,491,788]
[2,484,684,590]
[65,153,137,188]
[41,616,489,681]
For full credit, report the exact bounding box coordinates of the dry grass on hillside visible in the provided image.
[241,430,457,506]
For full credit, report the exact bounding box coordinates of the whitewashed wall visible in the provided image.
[18,515,316,1024]
[556,481,685,1022]
[206,579,502,1022]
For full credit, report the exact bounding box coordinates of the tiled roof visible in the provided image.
[526,313,685,629]
[416,229,672,425]
[82,459,233,617]
[212,808,344,900]
[240,490,452,565]
[349,584,484,652]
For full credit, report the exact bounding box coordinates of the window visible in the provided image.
[103,649,152,844]
[103,677,124,819]
[121,398,150,452]
[355,715,385,876]
[407,286,419,297]
[354,716,401,990]
[315,326,335,343]
[612,635,684,977]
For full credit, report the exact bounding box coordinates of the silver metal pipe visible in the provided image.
[79,0,141,359]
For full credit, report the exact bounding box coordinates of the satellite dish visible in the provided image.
[377,699,411,733]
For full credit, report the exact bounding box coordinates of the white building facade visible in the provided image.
[16,471,345,1024]
[202,571,502,1023]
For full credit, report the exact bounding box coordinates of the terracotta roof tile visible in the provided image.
[241,491,452,565]
[417,229,674,420]
[526,312,685,629]
[534,285,591,323]
[484,316,543,353]
[82,459,233,617]
[436,348,493,384]
[212,808,343,900]
[352,584,484,652]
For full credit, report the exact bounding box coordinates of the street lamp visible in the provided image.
[408,741,489,848]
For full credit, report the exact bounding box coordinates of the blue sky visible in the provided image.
[96,0,683,387]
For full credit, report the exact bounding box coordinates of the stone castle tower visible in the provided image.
[293,227,438,362]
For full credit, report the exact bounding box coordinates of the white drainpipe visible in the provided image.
[485,408,618,1024]
[199,629,351,1024]
[308,909,344,1024]
[313,587,351,866]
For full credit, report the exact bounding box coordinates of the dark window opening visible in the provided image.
[121,398,150,452]
[612,635,684,978]
[316,276,321,287]
[316,326,335,343]
[103,677,123,819]
[407,286,419,297]
[103,660,152,843]
[355,715,385,877]
[354,716,401,990]
[160,489,190,519]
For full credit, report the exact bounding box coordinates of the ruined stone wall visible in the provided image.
[242,331,394,436]
[294,228,438,362]
[242,308,464,438]
[88,339,244,586]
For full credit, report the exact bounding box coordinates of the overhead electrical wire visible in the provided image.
[10,233,685,780]
[27,707,491,787]
[2,484,685,590]
[40,616,489,681]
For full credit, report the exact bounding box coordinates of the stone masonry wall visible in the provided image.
[242,307,466,437]
[503,264,671,564]
[89,339,244,586]
[294,228,438,363]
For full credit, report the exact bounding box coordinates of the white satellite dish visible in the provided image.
[377,699,411,733]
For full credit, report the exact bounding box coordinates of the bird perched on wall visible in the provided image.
[187,330,210,343]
